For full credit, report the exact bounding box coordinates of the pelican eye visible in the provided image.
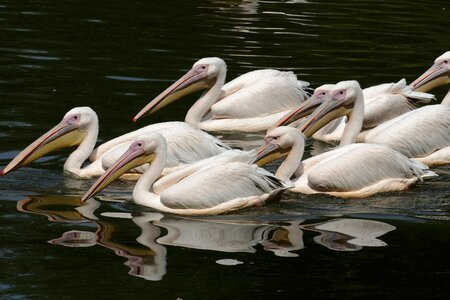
[137,142,143,147]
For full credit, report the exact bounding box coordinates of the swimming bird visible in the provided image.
[296,77,450,165]
[254,81,436,198]
[361,88,450,166]
[409,51,450,92]
[272,79,434,143]
[133,57,310,133]
[81,133,289,215]
[1,107,230,178]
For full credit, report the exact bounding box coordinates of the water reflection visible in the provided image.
[17,195,396,281]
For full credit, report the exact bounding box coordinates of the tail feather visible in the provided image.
[402,87,435,105]
[409,159,438,181]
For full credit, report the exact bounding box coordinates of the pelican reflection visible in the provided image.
[17,196,167,281]
[17,195,397,281]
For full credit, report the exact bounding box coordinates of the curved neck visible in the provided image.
[340,89,364,146]
[442,89,450,106]
[64,123,99,176]
[275,134,305,181]
[133,144,168,210]
[185,70,226,125]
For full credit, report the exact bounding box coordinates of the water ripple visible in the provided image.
[16,54,62,61]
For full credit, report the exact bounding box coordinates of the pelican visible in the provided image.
[254,81,436,198]
[409,51,450,92]
[361,88,450,166]
[1,107,231,178]
[272,79,434,143]
[296,76,450,165]
[133,57,310,133]
[81,133,289,215]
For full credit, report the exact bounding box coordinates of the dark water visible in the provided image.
[1,0,449,299]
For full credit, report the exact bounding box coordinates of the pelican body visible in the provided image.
[273,79,435,143]
[1,107,230,178]
[294,53,450,166]
[133,57,310,133]
[255,81,436,198]
[362,89,450,166]
[82,133,289,215]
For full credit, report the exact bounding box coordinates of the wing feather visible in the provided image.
[212,71,309,119]
[365,106,450,158]
[160,162,285,209]
[92,122,230,169]
[307,144,429,192]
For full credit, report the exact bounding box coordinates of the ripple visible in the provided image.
[17,64,44,69]
[16,55,62,61]
[0,150,19,160]
[105,75,158,82]
[115,92,138,96]
[21,11,45,15]
[0,121,33,127]
[5,28,33,32]
[84,19,103,23]
[216,259,244,266]
[0,48,48,54]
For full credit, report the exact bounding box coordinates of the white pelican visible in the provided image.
[254,81,436,198]
[81,133,289,215]
[272,79,434,143]
[409,51,450,92]
[296,76,450,165]
[133,57,310,133]
[1,107,231,178]
[361,88,450,166]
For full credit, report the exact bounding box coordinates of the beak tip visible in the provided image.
[0,169,5,177]
[132,117,137,123]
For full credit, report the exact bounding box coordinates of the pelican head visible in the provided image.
[410,51,450,92]
[133,57,226,122]
[81,133,163,202]
[253,126,303,167]
[268,84,335,131]
[1,107,97,176]
[299,80,362,137]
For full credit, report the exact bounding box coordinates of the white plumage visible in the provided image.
[290,79,435,143]
[259,126,435,198]
[133,57,310,133]
[1,107,230,178]
[294,77,449,165]
[82,133,289,215]
[363,90,450,165]
[256,81,436,198]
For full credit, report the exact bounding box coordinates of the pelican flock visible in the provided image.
[1,107,230,178]
[254,81,436,198]
[1,52,449,215]
[81,133,289,215]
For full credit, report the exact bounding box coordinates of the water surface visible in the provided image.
[1,0,449,299]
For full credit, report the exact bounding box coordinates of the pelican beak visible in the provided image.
[81,143,155,202]
[268,94,327,131]
[253,141,290,167]
[1,119,85,176]
[298,94,352,138]
[410,62,450,92]
[133,65,214,122]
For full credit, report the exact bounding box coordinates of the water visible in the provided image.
[1,0,449,299]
